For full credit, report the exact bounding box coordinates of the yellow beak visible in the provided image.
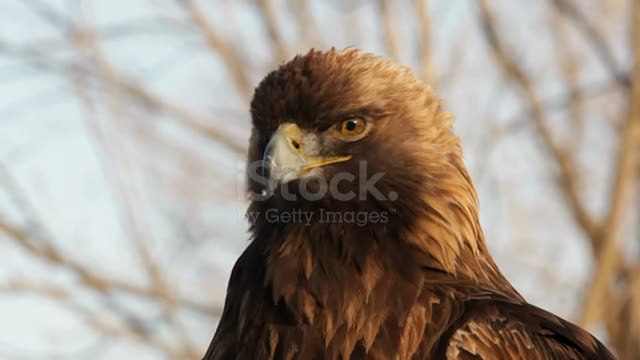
[263,123,351,187]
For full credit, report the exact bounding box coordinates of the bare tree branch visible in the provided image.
[551,0,630,88]
[0,280,180,358]
[72,21,197,354]
[476,5,639,350]
[0,39,245,155]
[477,0,601,245]
[0,219,222,317]
[579,1,640,327]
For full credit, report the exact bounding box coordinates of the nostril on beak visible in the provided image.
[291,140,301,151]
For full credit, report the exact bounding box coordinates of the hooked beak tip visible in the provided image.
[262,123,352,188]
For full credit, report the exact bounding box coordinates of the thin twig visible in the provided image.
[551,0,630,88]
[378,0,400,61]
[415,0,434,85]
[184,0,253,100]
[551,11,586,154]
[256,0,288,62]
[288,0,323,48]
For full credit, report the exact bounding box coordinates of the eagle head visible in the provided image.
[246,48,464,227]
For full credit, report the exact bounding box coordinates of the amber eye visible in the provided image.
[339,118,367,137]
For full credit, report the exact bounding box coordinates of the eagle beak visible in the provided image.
[263,123,351,188]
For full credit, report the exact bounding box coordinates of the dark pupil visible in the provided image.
[345,120,357,131]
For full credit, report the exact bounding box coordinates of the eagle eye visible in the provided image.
[338,118,367,139]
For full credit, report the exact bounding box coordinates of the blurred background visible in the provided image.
[0,0,638,359]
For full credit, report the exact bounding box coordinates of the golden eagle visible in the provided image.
[204,49,614,359]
